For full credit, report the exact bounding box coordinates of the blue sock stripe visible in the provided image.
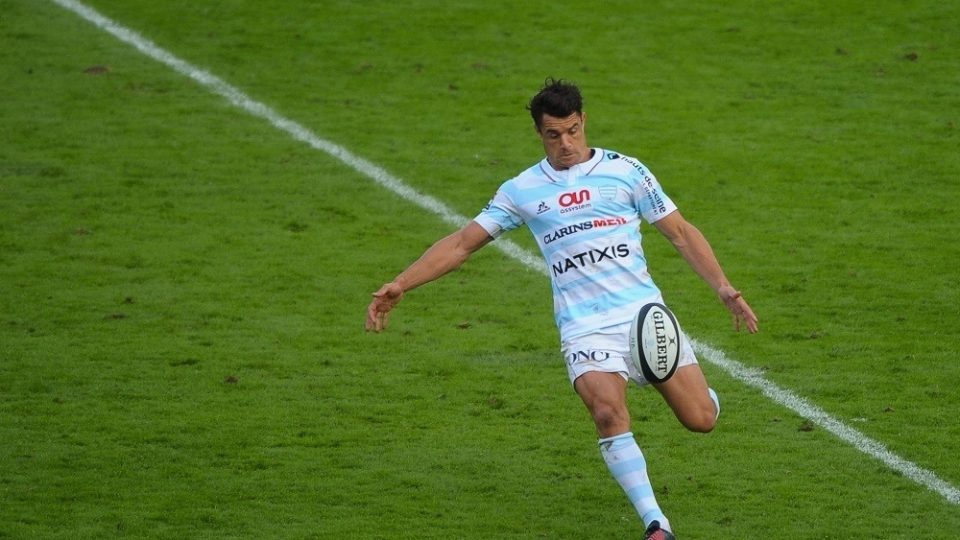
[608,456,647,477]
[626,483,655,501]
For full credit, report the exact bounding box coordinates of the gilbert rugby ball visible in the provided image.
[629,302,681,383]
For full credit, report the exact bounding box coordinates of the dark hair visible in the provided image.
[527,78,583,129]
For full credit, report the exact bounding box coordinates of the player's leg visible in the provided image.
[573,370,630,437]
[653,363,719,433]
[644,324,720,433]
[573,370,673,534]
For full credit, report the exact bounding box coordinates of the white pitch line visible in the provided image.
[692,339,960,505]
[51,0,960,506]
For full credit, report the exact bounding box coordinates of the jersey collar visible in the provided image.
[539,148,603,185]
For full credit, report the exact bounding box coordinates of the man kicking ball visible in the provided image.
[366,78,759,539]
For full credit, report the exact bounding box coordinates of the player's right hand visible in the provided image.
[365,282,404,332]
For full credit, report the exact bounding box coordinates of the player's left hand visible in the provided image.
[365,282,404,332]
[718,285,759,334]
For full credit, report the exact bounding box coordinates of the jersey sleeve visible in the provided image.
[473,184,525,239]
[631,166,678,224]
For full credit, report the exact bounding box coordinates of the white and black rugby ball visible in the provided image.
[629,302,682,383]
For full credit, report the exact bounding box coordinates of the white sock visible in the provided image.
[599,432,671,532]
[709,387,720,420]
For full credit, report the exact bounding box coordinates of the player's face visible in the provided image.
[537,112,590,170]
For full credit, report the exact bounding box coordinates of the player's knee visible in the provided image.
[590,402,630,435]
[682,406,717,433]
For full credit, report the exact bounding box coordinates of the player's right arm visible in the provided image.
[365,221,493,332]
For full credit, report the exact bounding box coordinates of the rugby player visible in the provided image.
[366,78,758,539]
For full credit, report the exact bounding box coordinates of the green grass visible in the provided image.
[2,0,959,538]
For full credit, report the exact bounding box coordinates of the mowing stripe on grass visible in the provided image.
[50,0,960,506]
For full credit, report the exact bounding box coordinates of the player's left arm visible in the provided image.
[653,211,759,333]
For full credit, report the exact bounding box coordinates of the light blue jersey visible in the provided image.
[474,148,677,341]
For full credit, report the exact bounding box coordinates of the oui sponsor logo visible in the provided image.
[558,189,591,214]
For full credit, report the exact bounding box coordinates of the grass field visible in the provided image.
[2,0,959,538]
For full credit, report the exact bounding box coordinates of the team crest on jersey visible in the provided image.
[598,185,618,200]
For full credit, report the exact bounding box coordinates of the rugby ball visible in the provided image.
[628,302,681,383]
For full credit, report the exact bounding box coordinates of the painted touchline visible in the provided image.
[50,0,960,506]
